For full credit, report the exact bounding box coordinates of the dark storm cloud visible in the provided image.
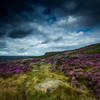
[43,8,51,15]
[0,0,100,29]
[8,28,33,38]
[0,0,100,18]
[0,0,33,18]
[46,16,57,24]
[0,32,5,37]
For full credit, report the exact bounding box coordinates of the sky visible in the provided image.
[0,0,100,56]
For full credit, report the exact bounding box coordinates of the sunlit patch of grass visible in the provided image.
[25,63,97,100]
[0,74,26,86]
[25,63,70,96]
[27,81,97,100]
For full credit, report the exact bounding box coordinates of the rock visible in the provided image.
[80,85,87,90]
[34,78,61,92]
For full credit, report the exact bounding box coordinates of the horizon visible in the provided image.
[0,42,100,56]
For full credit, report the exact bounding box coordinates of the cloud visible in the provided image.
[0,25,99,56]
[8,28,33,38]
[71,31,84,37]
[0,0,100,26]
[0,0,100,56]
[64,1,76,10]
[0,51,8,55]
[0,14,100,56]
[0,41,7,49]
[68,16,77,23]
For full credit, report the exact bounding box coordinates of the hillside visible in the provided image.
[44,43,100,57]
[0,43,100,100]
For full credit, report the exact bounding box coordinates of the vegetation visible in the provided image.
[0,43,100,100]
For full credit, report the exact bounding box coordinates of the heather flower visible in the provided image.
[51,66,56,72]
[0,61,32,78]
[96,62,100,66]
[87,61,95,66]
[16,69,21,74]
[66,71,74,76]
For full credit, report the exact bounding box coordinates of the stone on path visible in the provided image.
[34,78,62,92]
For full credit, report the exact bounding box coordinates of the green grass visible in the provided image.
[83,43,100,54]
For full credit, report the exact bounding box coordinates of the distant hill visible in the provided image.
[42,43,100,58]
[0,56,33,62]
[0,43,100,62]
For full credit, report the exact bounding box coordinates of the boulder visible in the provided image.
[34,78,62,93]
